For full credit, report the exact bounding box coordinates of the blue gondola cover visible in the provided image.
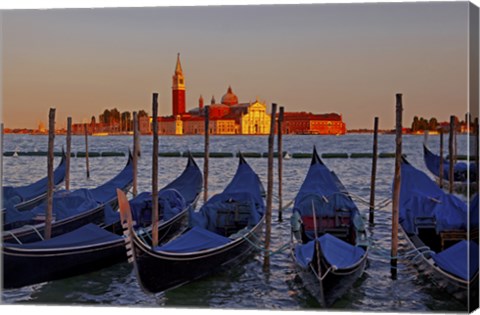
[2,156,67,207]
[155,157,263,255]
[3,156,133,227]
[155,226,231,253]
[399,161,475,234]
[130,189,186,227]
[431,240,479,281]
[4,189,100,225]
[190,159,264,232]
[6,223,122,248]
[295,233,366,269]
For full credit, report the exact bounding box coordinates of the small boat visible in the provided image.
[2,151,67,211]
[2,154,203,289]
[399,157,479,306]
[118,154,265,293]
[3,153,134,244]
[423,144,477,183]
[290,147,369,307]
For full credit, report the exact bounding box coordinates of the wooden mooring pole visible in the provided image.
[449,116,455,193]
[204,105,210,204]
[439,130,444,188]
[278,106,284,222]
[84,123,90,178]
[66,117,72,191]
[132,111,139,197]
[391,94,403,279]
[263,103,277,269]
[476,118,479,187]
[152,93,159,248]
[369,117,379,224]
[1,123,4,205]
[45,108,56,240]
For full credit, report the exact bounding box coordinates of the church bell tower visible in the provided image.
[172,53,186,116]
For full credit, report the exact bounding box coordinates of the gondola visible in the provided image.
[399,157,479,307]
[290,147,369,307]
[2,154,203,289]
[2,152,134,244]
[423,144,477,184]
[118,154,265,293]
[2,150,67,212]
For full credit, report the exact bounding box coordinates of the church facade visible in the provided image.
[157,54,346,135]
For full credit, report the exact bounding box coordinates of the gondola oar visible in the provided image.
[311,200,326,307]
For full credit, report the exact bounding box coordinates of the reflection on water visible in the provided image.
[1,134,472,311]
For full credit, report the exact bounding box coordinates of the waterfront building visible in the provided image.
[279,112,346,135]
[155,54,346,135]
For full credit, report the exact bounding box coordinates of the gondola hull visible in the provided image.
[3,238,126,289]
[130,219,264,293]
[2,206,190,289]
[293,250,367,307]
[400,226,479,308]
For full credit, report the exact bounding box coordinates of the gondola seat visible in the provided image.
[439,229,478,250]
[414,216,436,234]
[302,213,351,240]
[215,200,252,236]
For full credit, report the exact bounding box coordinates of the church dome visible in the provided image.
[221,86,239,106]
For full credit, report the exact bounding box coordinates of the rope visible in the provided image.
[241,232,289,257]
[367,242,434,262]
[308,190,394,211]
[5,231,23,244]
[281,199,294,211]
[320,265,336,280]
[23,225,45,241]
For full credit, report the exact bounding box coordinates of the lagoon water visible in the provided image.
[1,133,473,311]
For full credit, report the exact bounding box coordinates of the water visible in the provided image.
[0,133,473,311]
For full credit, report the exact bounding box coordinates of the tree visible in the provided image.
[110,108,120,124]
[138,110,149,118]
[121,111,132,131]
[419,117,428,131]
[100,109,111,124]
[411,116,419,132]
[428,117,438,131]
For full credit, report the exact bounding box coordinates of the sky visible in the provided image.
[0,0,478,130]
